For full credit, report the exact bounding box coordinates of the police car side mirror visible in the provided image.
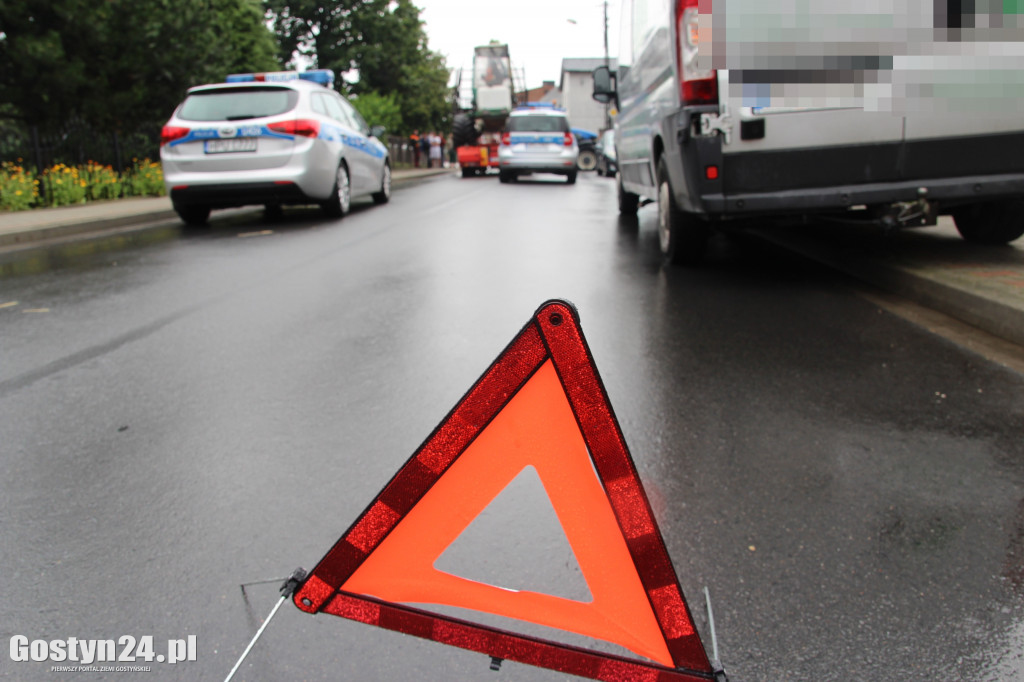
[370,125,386,139]
[592,66,616,105]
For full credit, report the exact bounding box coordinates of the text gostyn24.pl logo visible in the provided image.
[10,635,197,665]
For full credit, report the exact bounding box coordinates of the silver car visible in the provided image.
[497,106,579,184]
[159,70,391,225]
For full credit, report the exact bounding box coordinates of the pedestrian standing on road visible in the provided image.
[429,132,442,168]
[420,133,431,168]
[410,130,421,168]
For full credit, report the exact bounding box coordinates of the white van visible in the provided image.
[593,0,1024,264]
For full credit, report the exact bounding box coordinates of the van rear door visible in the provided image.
[717,71,906,200]
[900,41,1024,187]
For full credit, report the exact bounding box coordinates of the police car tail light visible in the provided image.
[676,0,718,106]
[160,126,190,145]
[563,132,574,147]
[501,132,511,146]
[268,119,321,138]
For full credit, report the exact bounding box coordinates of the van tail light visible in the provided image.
[501,132,511,146]
[160,126,190,145]
[269,119,321,138]
[564,132,574,147]
[676,0,718,106]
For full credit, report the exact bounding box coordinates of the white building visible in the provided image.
[558,58,618,135]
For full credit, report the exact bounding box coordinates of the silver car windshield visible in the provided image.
[178,88,299,122]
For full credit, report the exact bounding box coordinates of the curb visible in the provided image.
[751,228,1024,349]
[0,210,180,250]
[0,168,453,253]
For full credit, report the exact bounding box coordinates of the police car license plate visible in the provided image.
[204,138,257,153]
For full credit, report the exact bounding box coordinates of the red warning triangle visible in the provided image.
[293,300,716,681]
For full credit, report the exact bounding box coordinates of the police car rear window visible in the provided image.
[177,88,299,122]
[508,115,570,133]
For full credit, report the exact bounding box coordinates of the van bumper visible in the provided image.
[701,173,1024,217]
[682,129,1024,219]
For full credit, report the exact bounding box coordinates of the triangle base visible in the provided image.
[319,586,717,682]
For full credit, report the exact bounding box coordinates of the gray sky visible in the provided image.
[416,0,620,89]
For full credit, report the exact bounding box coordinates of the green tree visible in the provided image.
[209,0,281,78]
[0,0,280,133]
[349,91,402,135]
[265,0,451,134]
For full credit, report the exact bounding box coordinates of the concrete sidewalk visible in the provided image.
[0,166,453,250]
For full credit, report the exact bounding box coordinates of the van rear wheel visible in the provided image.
[617,173,639,216]
[952,200,1024,245]
[657,158,709,266]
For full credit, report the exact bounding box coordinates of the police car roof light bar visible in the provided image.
[226,70,335,87]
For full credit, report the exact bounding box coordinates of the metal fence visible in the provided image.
[0,121,425,174]
[0,119,162,173]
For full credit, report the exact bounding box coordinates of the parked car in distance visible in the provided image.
[160,69,391,225]
[595,129,617,178]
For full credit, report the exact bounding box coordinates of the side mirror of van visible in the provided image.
[592,66,616,105]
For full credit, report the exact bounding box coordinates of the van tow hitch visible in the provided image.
[879,196,937,229]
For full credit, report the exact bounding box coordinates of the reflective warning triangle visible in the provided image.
[294,300,715,681]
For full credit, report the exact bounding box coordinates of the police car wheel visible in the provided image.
[322,162,351,217]
[952,200,1024,245]
[566,171,577,184]
[657,158,708,266]
[499,170,514,183]
[174,204,210,227]
[372,163,391,204]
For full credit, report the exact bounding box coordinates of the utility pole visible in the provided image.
[603,0,611,129]
[603,0,609,69]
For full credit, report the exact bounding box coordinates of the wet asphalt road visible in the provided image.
[2,171,1024,681]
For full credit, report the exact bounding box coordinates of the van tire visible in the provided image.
[499,170,514,183]
[617,173,639,216]
[657,158,709,265]
[952,200,1024,245]
[566,171,577,184]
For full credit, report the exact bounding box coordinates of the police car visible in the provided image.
[160,70,391,225]
[497,106,579,184]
